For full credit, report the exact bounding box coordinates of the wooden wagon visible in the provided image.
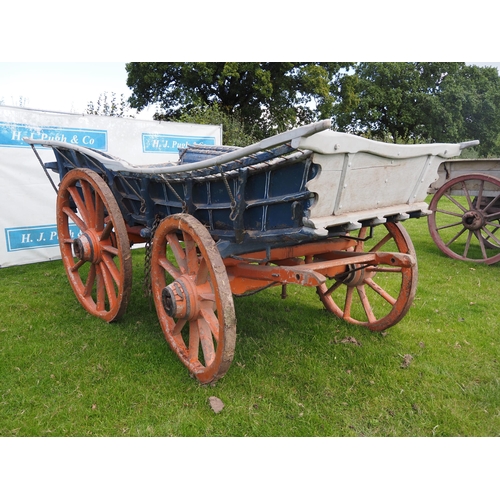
[25,120,477,383]
[428,158,500,265]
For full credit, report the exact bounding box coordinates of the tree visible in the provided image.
[333,62,462,142]
[429,65,500,156]
[333,62,500,157]
[175,102,258,147]
[125,62,351,139]
[86,92,133,118]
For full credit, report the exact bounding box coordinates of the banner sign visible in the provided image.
[0,106,222,268]
[142,133,215,153]
[5,223,80,252]
[0,122,108,150]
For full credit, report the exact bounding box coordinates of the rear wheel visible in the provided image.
[315,222,417,331]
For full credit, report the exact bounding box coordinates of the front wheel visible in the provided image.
[150,214,236,384]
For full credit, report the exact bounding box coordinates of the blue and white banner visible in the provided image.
[0,106,222,267]
[0,122,108,150]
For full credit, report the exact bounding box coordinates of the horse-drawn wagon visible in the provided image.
[428,159,500,265]
[25,120,477,383]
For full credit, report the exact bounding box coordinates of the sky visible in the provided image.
[0,62,157,119]
[1,62,500,122]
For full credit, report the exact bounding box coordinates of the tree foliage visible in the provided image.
[86,92,133,118]
[125,62,351,140]
[175,102,258,147]
[125,62,500,156]
[333,62,500,157]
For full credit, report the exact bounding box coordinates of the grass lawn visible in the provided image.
[1,210,499,438]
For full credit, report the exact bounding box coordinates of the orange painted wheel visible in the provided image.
[315,222,417,331]
[57,168,132,322]
[151,213,236,384]
[428,174,500,264]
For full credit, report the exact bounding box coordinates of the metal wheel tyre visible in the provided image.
[428,173,500,264]
[315,222,417,331]
[57,168,132,322]
[151,213,236,384]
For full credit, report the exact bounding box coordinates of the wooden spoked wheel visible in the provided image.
[315,222,417,331]
[57,168,132,322]
[150,213,236,384]
[428,174,500,265]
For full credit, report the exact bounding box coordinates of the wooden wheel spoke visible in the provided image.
[435,207,464,218]
[84,264,96,297]
[364,277,397,306]
[460,180,474,208]
[188,321,200,363]
[463,230,473,258]
[474,230,489,260]
[485,213,500,223]
[198,318,216,366]
[98,261,118,309]
[70,258,86,273]
[200,306,220,343]
[444,226,467,247]
[167,233,187,273]
[356,285,377,323]
[369,232,391,252]
[93,193,105,231]
[95,265,106,311]
[324,279,343,296]
[158,255,181,279]
[196,258,209,285]
[62,206,87,232]
[444,192,467,213]
[343,286,354,319]
[436,220,465,231]
[101,253,121,287]
[483,193,500,213]
[101,244,119,257]
[67,185,90,225]
[475,181,485,209]
[183,234,199,275]
[172,319,187,339]
[100,219,114,241]
[80,181,95,219]
[482,227,500,246]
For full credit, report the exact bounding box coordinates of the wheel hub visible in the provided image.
[462,210,485,231]
[72,231,101,263]
[161,277,199,320]
[338,264,368,287]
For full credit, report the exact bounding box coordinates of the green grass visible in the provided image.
[1,212,499,437]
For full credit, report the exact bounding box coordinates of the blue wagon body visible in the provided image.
[40,140,325,259]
